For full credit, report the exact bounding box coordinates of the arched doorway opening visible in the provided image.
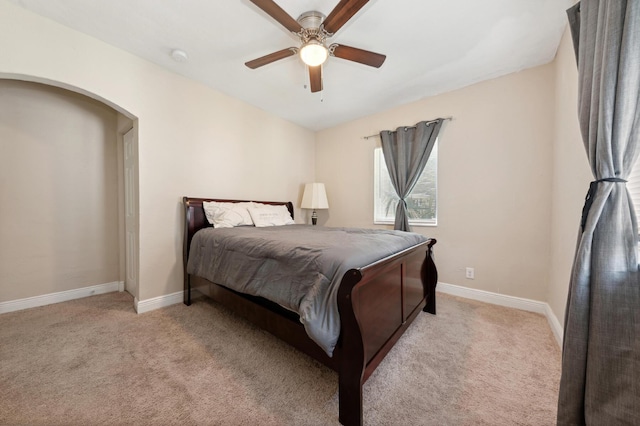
[0,76,139,309]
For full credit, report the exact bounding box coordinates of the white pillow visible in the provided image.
[202,201,254,228]
[248,204,295,227]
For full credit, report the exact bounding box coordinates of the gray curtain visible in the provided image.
[558,1,640,424]
[380,119,443,231]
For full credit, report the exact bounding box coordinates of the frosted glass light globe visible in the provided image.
[300,41,328,66]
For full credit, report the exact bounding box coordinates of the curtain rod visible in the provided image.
[361,116,453,140]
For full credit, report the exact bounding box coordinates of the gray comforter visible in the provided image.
[186,224,428,356]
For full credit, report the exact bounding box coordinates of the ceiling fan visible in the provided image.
[245,0,386,93]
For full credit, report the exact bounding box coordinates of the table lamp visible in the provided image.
[301,183,329,225]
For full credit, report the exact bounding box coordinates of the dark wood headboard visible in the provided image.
[182,197,294,271]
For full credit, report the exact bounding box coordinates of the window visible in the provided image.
[374,142,438,226]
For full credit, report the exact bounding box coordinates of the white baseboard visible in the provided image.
[543,303,564,347]
[0,281,123,314]
[436,282,563,346]
[135,291,184,314]
[134,288,207,314]
[134,284,565,346]
[1,279,564,346]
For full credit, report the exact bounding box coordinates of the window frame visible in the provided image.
[373,143,438,227]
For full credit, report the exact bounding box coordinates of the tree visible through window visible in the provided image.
[374,142,438,225]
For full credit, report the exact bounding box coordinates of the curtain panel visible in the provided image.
[379,119,443,231]
[558,1,640,424]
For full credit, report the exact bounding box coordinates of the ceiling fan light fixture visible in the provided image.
[246,2,385,92]
[300,40,328,67]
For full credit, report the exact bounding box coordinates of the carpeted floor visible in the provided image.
[0,291,560,425]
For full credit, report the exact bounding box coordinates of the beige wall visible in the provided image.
[0,1,315,302]
[0,80,119,301]
[316,63,556,302]
[548,27,592,325]
[0,1,587,324]
[316,24,590,325]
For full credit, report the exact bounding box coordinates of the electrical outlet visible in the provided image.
[465,267,475,279]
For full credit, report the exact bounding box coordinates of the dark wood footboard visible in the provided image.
[336,239,437,425]
[182,197,437,426]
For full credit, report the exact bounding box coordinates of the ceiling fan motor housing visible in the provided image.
[297,11,328,43]
[298,11,325,30]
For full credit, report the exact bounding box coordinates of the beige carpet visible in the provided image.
[0,291,560,425]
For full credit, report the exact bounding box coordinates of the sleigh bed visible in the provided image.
[182,197,438,426]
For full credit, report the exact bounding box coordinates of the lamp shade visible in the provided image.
[301,183,329,209]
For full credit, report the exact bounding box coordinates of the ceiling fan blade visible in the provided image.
[249,0,303,33]
[245,48,297,69]
[322,0,369,34]
[309,66,322,93]
[330,44,386,68]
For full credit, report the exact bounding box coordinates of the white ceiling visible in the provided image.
[8,0,572,131]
